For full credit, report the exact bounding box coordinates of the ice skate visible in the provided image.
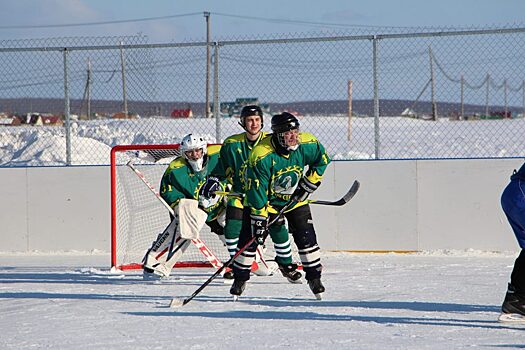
[499,283,525,323]
[142,253,171,280]
[143,268,163,281]
[230,279,247,301]
[278,263,303,284]
[307,278,325,300]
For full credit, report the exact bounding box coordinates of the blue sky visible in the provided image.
[1,0,525,42]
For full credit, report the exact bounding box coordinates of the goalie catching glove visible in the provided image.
[251,214,268,245]
[292,177,319,202]
[199,176,221,199]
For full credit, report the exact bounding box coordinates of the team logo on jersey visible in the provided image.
[272,166,302,195]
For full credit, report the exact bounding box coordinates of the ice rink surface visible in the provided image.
[0,251,523,349]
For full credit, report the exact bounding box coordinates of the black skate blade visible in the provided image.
[314,293,323,300]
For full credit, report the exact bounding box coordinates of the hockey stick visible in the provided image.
[309,180,360,206]
[126,161,223,271]
[169,199,297,308]
[213,179,360,207]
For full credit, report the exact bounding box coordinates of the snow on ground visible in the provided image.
[2,116,525,166]
[0,251,523,349]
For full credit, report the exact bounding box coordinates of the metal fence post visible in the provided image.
[372,35,380,159]
[204,12,211,118]
[119,41,128,116]
[63,48,72,165]
[213,42,221,142]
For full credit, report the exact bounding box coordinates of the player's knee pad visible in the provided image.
[292,227,318,248]
[292,226,322,280]
[286,204,313,233]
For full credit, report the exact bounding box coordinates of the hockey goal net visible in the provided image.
[110,143,233,271]
[110,143,301,272]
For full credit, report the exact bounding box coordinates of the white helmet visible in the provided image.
[180,133,208,172]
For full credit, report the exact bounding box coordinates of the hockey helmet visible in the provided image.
[239,105,264,130]
[180,133,208,172]
[271,112,300,151]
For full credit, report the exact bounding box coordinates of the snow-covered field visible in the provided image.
[1,115,525,166]
[0,251,522,349]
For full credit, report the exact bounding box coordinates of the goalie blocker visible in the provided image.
[143,199,208,279]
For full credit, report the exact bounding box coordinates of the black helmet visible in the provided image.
[271,112,300,154]
[271,112,300,133]
[239,105,264,130]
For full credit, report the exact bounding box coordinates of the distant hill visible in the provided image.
[0,97,520,118]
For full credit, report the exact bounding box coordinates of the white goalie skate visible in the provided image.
[143,252,172,280]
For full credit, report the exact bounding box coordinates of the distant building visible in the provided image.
[0,116,22,126]
[170,108,193,118]
[41,115,64,126]
[27,113,43,125]
[112,112,139,119]
[218,98,271,118]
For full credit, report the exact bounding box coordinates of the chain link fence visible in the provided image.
[1,26,525,166]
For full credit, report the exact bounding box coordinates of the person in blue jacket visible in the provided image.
[499,162,525,322]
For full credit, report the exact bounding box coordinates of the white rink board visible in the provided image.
[0,158,522,252]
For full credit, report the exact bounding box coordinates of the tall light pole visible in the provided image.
[204,12,211,118]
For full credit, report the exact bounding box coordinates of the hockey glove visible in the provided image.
[251,215,268,245]
[292,177,319,203]
[199,176,221,199]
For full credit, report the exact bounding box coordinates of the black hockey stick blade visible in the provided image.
[310,180,360,206]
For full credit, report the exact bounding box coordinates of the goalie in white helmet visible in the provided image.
[180,133,208,172]
[142,133,227,279]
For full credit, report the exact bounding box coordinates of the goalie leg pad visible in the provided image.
[164,239,192,271]
[147,217,179,255]
[143,239,191,279]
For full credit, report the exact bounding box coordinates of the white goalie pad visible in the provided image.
[176,198,208,239]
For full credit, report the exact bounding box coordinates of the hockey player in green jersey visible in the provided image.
[200,105,301,282]
[142,133,226,279]
[229,111,331,299]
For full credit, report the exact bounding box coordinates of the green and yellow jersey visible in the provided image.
[213,131,268,209]
[160,144,224,221]
[245,132,331,218]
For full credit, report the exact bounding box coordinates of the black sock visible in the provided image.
[510,249,525,292]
